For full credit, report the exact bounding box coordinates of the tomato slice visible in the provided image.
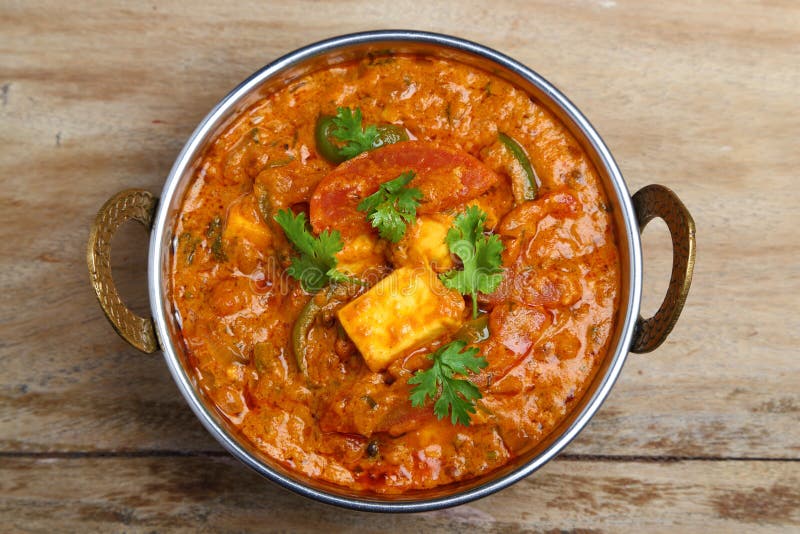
[310,141,500,238]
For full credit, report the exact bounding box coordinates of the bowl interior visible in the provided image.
[148,30,642,511]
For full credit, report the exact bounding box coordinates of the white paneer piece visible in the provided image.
[392,214,454,272]
[337,266,465,372]
[336,234,387,276]
[223,197,272,250]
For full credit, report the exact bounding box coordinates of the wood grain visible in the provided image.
[1,0,798,530]
[1,456,797,532]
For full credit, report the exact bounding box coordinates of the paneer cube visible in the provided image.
[337,266,465,372]
[465,197,501,230]
[224,197,272,251]
[336,234,387,276]
[392,215,454,272]
[221,196,273,274]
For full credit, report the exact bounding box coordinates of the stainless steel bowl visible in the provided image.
[88,30,695,512]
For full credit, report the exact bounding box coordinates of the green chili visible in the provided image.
[373,124,409,149]
[454,314,490,344]
[315,113,409,164]
[291,284,356,376]
[314,115,347,164]
[292,295,322,376]
[498,132,538,201]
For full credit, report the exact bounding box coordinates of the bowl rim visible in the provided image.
[148,29,643,512]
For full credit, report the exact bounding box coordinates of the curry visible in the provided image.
[170,54,619,493]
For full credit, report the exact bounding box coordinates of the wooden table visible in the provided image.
[2,1,798,531]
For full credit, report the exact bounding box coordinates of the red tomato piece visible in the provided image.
[310,141,500,238]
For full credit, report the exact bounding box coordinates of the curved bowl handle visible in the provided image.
[630,184,696,353]
[87,189,159,353]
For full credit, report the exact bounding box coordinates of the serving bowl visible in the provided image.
[87,30,695,512]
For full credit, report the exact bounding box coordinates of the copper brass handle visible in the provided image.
[87,189,159,353]
[630,184,696,353]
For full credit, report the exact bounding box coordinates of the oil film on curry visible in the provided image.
[166,52,619,494]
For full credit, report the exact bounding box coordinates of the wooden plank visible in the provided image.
[1,1,798,462]
[0,456,797,532]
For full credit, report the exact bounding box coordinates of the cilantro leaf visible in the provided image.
[357,171,422,242]
[205,215,227,262]
[439,206,504,317]
[317,107,409,163]
[408,340,488,426]
[331,107,380,160]
[408,364,437,407]
[274,209,354,293]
